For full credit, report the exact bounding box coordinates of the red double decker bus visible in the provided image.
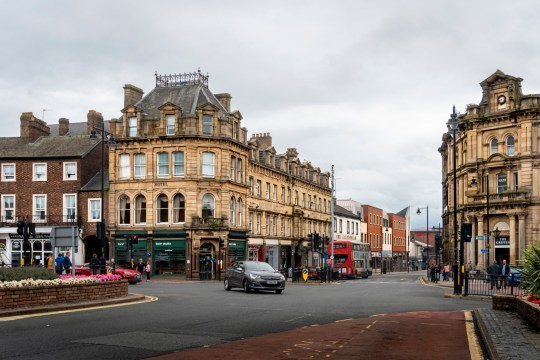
[329,240,372,279]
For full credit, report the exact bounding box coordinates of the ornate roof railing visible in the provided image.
[155,69,209,88]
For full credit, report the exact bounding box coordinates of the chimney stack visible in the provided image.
[123,84,144,108]
[87,110,104,134]
[58,118,70,136]
[215,93,232,112]
[20,112,50,141]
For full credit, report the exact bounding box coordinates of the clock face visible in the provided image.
[498,95,506,105]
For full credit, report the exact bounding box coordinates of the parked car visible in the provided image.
[224,261,286,294]
[75,262,142,284]
[507,268,522,286]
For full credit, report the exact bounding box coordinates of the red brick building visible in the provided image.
[0,111,107,267]
[389,212,406,271]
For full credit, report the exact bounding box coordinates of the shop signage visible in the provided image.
[154,182,168,186]
[9,233,50,240]
[495,236,510,248]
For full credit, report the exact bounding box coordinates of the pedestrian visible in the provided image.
[47,253,54,271]
[145,260,152,282]
[63,251,72,275]
[89,253,100,275]
[54,253,64,275]
[130,258,135,269]
[488,260,500,290]
[499,259,511,289]
[443,263,450,281]
[110,258,116,274]
[135,258,145,275]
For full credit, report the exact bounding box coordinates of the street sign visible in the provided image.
[302,268,309,282]
[480,249,488,253]
[476,236,489,241]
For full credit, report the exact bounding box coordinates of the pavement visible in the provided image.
[1,273,539,359]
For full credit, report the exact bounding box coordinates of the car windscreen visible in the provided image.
[245,262,275,272]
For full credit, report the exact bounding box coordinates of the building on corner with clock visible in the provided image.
[439,70,540,270]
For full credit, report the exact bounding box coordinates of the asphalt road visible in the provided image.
[0,271,490,360]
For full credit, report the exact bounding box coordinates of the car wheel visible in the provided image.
[243,279,250,293]
[275,289,283,294]
[224,278,231,291]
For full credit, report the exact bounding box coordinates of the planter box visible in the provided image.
[0,281,128,310]
[493,294,540,329]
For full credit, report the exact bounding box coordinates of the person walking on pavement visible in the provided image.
[63,251,72,275]
[488,260,500,290]
[89,253,100,275]
[499,259,511,289]
[145,260,151,282]
[54,253,64,275]
[47,253,54,271]
[135,258,145,275]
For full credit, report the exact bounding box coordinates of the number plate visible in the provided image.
[267,280,277,284]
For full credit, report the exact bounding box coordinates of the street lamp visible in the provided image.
[447,105,460,294]
[90,123,116,259]
[416,206,429,267]
[432,224,441,266]
[380,225,388,275]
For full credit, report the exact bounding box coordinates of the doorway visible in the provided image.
[199,242,215,280]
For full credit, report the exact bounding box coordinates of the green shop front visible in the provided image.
[227,231,247,267]
[114,231,149,269]
[152,230,186,275]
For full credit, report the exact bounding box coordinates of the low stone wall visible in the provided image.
[493,294,540,329]
[0,281,128,310]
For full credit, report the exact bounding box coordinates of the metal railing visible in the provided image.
[464,272,524,296]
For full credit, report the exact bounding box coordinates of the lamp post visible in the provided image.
[416,206,429,267]
[90,123,115,259]
[380,225,388,275]
[447,105,460,294]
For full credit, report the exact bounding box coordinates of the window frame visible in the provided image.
[490,138,498,155]
[33,194,47,223]
[202,193,215,218]
[33,163,47,181]
[134,194,147,225]
[63,194,77,222]
[1,194,15,222]
[165,114,175,135]
[63,162,77,181]
[88,198,101,222]
[118,194,131,225]
[1,163,15,181]
[134,153,146,179]
[156,194,169,224]
[119,154,131,179]
[173,151,184,177]
[157,152,169,178]
[506,135,515,156]
[173,193,185,223]
[202,152,215,178]
[128,116,137,137]
[203,114,213,135]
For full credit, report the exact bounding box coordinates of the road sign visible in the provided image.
[302,268,309,282]
[480,249,488,253]
[476,236,489,241]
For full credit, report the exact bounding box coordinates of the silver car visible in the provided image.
[224,261,286,294]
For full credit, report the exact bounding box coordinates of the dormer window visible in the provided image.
[128,117,137,137]
[166,115,175,135]
[203,114,213,135]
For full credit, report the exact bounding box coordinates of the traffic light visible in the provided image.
[219,238,224,248]
[461,223,472,242]
[17,221,24,235]
[131,234,139,244]
[28,223,36,235]
[308,233,313,250]
[314,233,321,249]
[435,234,441,250]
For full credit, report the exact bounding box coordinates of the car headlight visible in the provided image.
[279,274,285,280]
[249,273,261,279]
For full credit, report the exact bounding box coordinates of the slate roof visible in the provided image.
[0,135,100,159]
[334,204,361,219]
[80,169,109,192]
[135,84,228,119]
[49,120,110,136]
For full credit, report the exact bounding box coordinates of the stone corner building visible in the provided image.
[107,70,331,279]
[440,70,540,270]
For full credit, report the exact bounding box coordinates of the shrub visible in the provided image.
[521,241,540,297]
[0,267,58,282]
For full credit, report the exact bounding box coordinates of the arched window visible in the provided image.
[156,194,169,223]
[118,195,131,225]
[230,156,236,181]
[237,198,243,226]
[135,195,146,224]
[237,158,243,183]
[506,136,515,156]
[230,196,236,225]
[202,193,215,218]
[490,138,498,155]
[173,194,185,223]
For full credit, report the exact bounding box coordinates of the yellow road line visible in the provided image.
[465,311,484,360]
[0,296,158,322]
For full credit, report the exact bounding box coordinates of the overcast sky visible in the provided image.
[1,0,539,229]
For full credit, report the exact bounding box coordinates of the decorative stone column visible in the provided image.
[509,214,517,265]
[518,213,526,263]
